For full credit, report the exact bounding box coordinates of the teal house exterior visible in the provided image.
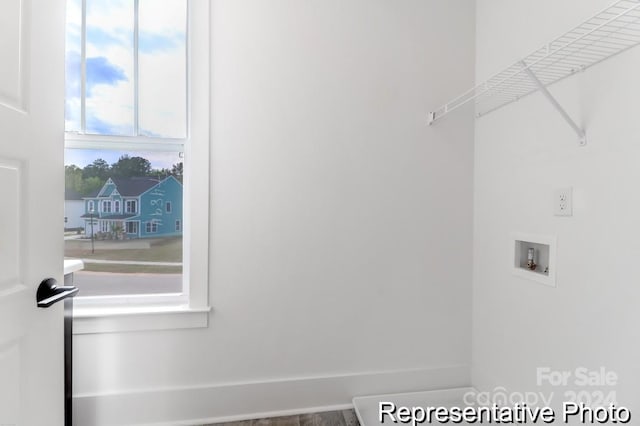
[82,176,183,239]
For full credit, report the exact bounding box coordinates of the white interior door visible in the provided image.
[0,0,67,425]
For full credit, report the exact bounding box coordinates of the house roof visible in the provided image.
[84,177,162,198]
[65,188,83,201]
[111,177,161,196]
[85,176,181,199]
[99,184,117,197]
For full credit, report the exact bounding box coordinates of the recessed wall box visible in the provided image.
[512,233,557,287]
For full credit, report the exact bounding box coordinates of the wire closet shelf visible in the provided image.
[428,0,640,125]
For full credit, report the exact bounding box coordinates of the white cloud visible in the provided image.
[85,0,134,34]
[139,0,187,35]
[86,78,135,134]
[139,47,187,137]
[67,0,187,137]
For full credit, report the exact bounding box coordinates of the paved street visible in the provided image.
[73,271,182,297]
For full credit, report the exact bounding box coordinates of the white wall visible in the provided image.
[474,0,640,415]
[73,1,475,424]
[64,200,85,229]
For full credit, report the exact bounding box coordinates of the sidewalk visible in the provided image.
[64,234,86,241]
[80,259,182,266]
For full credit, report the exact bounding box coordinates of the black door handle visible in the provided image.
[37,278,79,308]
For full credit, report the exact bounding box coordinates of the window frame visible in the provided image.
[126,221,139,235]
[145,220,158,233]
[70,0,211,334]
[125,199,137,214]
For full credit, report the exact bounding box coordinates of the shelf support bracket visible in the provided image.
[521,61,586,146]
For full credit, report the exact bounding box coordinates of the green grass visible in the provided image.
[65,237,182,263]
[65,237,183,273]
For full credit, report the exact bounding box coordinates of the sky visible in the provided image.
[65,0,187,164]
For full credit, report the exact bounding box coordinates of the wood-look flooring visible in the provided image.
[205,409,360,426]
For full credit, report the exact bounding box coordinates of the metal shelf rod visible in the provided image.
[522,62,586,146]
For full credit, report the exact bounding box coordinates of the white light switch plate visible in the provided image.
[554,187,573,216]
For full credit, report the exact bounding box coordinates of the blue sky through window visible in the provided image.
[65,0,187,139]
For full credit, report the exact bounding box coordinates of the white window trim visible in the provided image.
[125,199,137,214]
[126,220,139,235]
[71,1,210,334]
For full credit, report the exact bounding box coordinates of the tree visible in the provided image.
[171,162,183,182]
[109,222,125,240]
[82,158,111,181]
[111,155,152,178]
[79,176,104,197]
[65,165,83,193]
[152,167,171,179]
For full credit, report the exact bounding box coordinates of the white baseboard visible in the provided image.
[470,367,501,393]
[73,365,470,426]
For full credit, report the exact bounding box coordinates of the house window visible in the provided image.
[175,220,181,231]
[114,200,120,213]
[88,200,94,212]
[145,221,158,233]
[126,221,138,234]
[125,200,137,213]
[166,201,172,213]
[102,200,112,213]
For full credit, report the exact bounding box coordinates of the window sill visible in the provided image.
[72,303,211,334]
[64,259,85,275]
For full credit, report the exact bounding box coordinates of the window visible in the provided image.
[88,200,94,212]
[64,0,187,298]
[175,220,181,231]
[66,0,187,137]
[126,221,138,234]
[66,1,211,333]
[145,221,158,233]
[125,200,137,213]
